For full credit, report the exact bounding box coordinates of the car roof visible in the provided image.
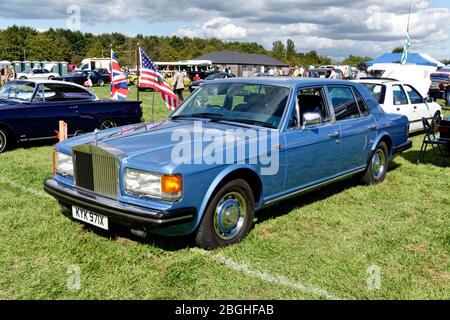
[203,76,356,88]
[355,78,400,85]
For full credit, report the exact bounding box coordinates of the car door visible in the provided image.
[27,83,80,139]
[327,85,376,173]
[283,86,342,191]
[391,84,417,129]
[403,84,430,125]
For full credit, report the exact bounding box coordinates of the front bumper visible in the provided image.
[44,179,196,229]
[393,139,413,155]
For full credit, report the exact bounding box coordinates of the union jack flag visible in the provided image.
[110,50,129,100]
[138,48,180,110]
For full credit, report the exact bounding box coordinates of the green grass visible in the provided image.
[0,87,449,299]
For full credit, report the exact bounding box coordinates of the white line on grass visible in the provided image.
[0,177,51,198]
[191,248,343,300]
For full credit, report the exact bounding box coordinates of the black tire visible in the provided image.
[97,79,105,87]
[98,119,117,130]
[195,179,255,249]
[361,142,389,185]
[48,76,55,80]
[19,76,27,80]
[0,128,9,154]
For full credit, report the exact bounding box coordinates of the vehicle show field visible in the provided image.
[0,86,448,300]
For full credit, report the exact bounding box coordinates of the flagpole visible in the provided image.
[136,42,140,102]
[109,43,112,99]
[152,89,155,124]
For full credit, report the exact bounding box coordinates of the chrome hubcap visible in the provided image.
[214,192,247,240]
[100,120,116,130]
[371,149,385,180]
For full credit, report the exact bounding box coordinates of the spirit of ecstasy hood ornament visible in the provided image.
[93,128,99,146]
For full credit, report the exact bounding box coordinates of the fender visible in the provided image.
[0,121,17,142]
[194,163,261,228]
[370,131,393,159]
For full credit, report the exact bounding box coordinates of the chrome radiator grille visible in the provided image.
[73,145,119,198]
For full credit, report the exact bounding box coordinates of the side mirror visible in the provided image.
[424,96,433,103]
[302,112,321,129]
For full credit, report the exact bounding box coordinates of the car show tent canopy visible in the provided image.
[365,53,444,67]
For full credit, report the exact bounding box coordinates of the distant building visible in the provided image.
[193,51,287,76]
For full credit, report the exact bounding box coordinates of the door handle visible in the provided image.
[368,124,377,130]
[328,131,340,139]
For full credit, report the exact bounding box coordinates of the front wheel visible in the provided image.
[361,141,388,185]
[195,179,255,249]
[97,79,105,87]
[0,128,9,153]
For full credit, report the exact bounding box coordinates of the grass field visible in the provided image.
[0,86,448,299]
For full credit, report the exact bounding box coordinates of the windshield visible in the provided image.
[171,83,290,128]
[0,82,36,102]
[361,83,386,104]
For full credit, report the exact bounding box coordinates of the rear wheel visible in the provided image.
[195,179,255,249]
[97,79,105,87]
[361,142,388,185]
[99,119,116,130]
[48,76,55,80]
[0,128,9,153]
[19,76,27,80]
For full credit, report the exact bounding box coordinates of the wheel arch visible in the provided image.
[0,122,17,142]
[195,165,263,228]
[371,132,393,160]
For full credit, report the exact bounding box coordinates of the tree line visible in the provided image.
[3,25,435,68]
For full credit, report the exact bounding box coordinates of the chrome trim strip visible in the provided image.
[264,167,366,206]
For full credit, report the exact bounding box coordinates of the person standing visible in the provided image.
[445,84,450,107]
[172,69,185,101]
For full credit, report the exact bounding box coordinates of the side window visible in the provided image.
[327,86,361,121]
[293,87,330,128]
[392,85,409,105]
[404,85,423,104]
[353,89,370,117]
[39,84,94,102]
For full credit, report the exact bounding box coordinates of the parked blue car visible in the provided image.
[0,80,142,153]
[44,78,412,249]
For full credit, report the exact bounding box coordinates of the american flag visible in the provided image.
[110,50,129,100]
[138,48,180,110]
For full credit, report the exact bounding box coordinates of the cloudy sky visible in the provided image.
[0,0,449,60]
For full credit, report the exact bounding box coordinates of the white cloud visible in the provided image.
[176,18,247,40]
[0,0,449,58]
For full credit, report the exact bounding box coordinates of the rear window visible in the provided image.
[361,83,386,104]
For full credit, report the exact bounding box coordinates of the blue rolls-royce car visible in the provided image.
[44,78,412,249]
[0,80,142,153]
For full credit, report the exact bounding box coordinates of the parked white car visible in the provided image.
[16,68,60,81]
[356,79,442,132]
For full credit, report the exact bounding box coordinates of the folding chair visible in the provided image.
[417,117,449,164]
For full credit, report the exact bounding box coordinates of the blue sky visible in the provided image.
[0,0,449,60]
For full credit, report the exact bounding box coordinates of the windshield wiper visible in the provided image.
[171,113,224,120]
[228,119,277,129]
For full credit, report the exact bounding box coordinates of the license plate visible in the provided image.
[72,206,109,230]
